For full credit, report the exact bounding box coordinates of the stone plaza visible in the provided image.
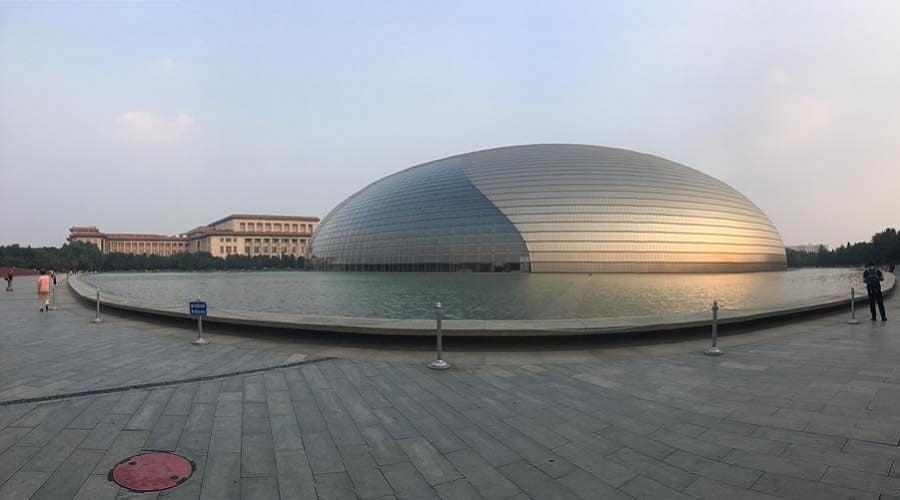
[1,276,899,499]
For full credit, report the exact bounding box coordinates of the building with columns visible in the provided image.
[69,214,319,259]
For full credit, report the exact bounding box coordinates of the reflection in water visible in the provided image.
[83,269,874,320]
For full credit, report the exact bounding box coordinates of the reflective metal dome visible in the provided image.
[312,144,786,272]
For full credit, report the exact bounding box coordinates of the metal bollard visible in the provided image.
[847,286,860,325]
[427,302,451,370]
[92,288,102,323]
[704,300,722,356]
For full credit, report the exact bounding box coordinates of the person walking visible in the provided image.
[4,268,12,292]
[864,261,887,321]
[37,270,51,312]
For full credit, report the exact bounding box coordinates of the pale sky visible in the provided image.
[2,1,899,248]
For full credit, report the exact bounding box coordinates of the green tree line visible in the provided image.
[0,242,309,271]
[786,228,900,268]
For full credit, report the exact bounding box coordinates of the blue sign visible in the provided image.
[189,301,207,317]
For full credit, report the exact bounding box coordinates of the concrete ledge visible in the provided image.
[68,273,895,337]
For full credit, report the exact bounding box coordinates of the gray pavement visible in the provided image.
[2,275,900,499]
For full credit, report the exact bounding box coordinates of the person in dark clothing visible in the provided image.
[864,262,886,321]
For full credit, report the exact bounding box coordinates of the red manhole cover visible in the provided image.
[110,452,195,492]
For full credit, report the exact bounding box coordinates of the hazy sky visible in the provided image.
[2,1,899,248]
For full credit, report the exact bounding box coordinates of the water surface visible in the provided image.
[82,269,871,320]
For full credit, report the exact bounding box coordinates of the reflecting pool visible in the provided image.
[80,268,875,320]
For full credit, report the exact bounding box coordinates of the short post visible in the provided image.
[847,286,860,325]
[704,300,722,356]
[191,296,209,345]
[427,302,451,370]
[92,287,102,323]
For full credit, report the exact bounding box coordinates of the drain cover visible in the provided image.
[110,452,195,492]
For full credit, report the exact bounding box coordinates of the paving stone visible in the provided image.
[454,427,519,467]
[265,390,294,417]
[650,429,733,459]
[779,443,891,474]
[554,442,636,487]
[557,468,633,500]
[751,426,847,450]
[397,437,461,486]
[608,446,698,490]
[164,386,198,416]
[503,415,569,449]
[208,416,241,454]
[620,474,697,500]
[723,449,826,481]
[241,432,276,477]
[125,389,173,431]
[25,428,88,472]
[374,407,419,440]
[183,403,216,434]
[263,372,289,392]
[696,428,789,455]
[752,471,878,500]
[434,478,484,500]
[445,449,520,500]
[340,445,394,499]
[177,430,211,459]
[324,411,366,447]
[685,476,786,500]
[664,450,762,487]
[158,453,204,500]
[241,476,279,500]
[30,448,104,500]
[304,431,345,474]
[294,399,329,434]
[315,471,358,500]
[214,392,242,418]
[0,470,50,500]
[71,474,118,500]
[0,426,31,454]
[243,376,267,403]
[200,451,241,500]
[93,430,150,475]
[274,450,317,500]
[821,465,900,496]
[145,415,187,451]
[192,382,221,404]
[360,425,408,466]
[498,461,582,500]
[19,399,92,447]
[68,395,122,429]
[380,462,439,500]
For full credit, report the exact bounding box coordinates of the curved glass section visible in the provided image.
[461,144,786,272]
[311,156,529,271]
[312,144,787,273]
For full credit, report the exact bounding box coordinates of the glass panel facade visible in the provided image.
[311,156,530,271]
[312,144,787,273]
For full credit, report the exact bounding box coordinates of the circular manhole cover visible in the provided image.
[109,452,195,492]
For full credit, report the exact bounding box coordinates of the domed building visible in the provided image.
[311,144,786,273]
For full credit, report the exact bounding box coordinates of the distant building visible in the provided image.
[69,214,319,259]
[787,244,828,253]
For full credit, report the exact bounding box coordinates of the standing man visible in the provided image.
[37,270,51,312]
[4,268,12,291]
[864,262,887,322]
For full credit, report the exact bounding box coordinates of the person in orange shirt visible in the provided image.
[37,270,51,312]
